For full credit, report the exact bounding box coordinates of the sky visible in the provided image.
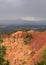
[0,0,46,22]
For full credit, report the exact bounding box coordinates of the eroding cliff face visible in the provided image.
[1,30,46,65]
[2,31,32,65]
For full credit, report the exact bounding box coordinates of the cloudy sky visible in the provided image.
[0,0,46,21]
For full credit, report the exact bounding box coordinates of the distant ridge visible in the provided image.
[0,19,46,25]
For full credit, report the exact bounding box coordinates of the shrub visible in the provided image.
[35,47,46,65]
[24,40,28,45]
[24,33,32,45]
[0,45,6,58]
[30,50,35,56]
[42,48,46,61]
[0,45,9,65]
[0,35,3,43]
[29,34,33,38]
[35,61,45,65]
[13,36,16,38]
[26,34,29,38]
[26,33,32,39]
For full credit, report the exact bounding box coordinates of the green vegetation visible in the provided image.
[35,61,45,65]
[29,34,33,38]
[7,31,16,35]
[24,40,28,45]
[6,29,29,35]
[5,60,9,65]
[0,45,6,58]
[0,37,9,65]
[0,35,3,43]
[13,36,16,38]
[6,29,31,35]
[26,34,29,38]
[42,47,46,64]
[26,33,32,39]
[0,45,9,65]
[35,47,46,65]
[24,33,32,45]
[20,29,31,32]
[30,50,35,56]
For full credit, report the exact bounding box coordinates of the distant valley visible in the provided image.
[0,20,46,33]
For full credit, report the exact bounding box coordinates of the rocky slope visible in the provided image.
[1,30,46,65]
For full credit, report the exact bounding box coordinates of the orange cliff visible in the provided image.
[1,30,46,65]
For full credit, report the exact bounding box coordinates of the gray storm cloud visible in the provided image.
[0,0,46,20]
